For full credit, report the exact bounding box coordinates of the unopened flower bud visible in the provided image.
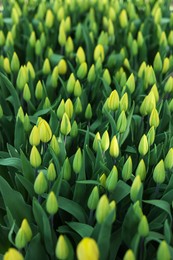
[58,24,66,47]
[30,146,41,168]
[99,173,107,188]
[65,99,74,119]
[67,73,76,94]
[94,44,104,62]
[15,228,27,249]
[62,157,71,181]
[55,235,69,260]
[123,249,135,260]
[147,126,155,146]
[93,132,101,152]
[135,159,147,181]
[58,59,67,75]
[0,30,5,46]
[162,57,170,74]
[21,219,32,242]
[122,156,132,181]
[153,160,165,184]
[60,113,71,135]
[74,97,83,114]
[157,241,171,260]
[107,90,119,111]
[38,119,52,143]
[3,57,11,74]
[149,108,159,128]
[45,9,54,28]
[27,61,35,79]
[50,135,60,156]
[120,93,128,112]
[11,52,20,72]
[138,215,149,237]
[16,66,28,90]
[35,80,43,100]
[4,248,24,260]
[106,166,118,192]
[42,58,51,75]
[34,171,48,195]
[87,186,99,210]
[117,110,127,133]
[130,176,142,202]
[103,68,111,85]
[138,134,148,156]
[57,99,65,119]
[70,121,78,138]
[164,77,173,93]
[109,136,119,158]
[87,64,96,83]
[119,9,128,28]
[29,126,40,146]
[85,103,92,120]
[77,238,99,260]
[77,62,88,79]
[35,40,42,56]
[164,148,173,170]
[73,148,82,174]
[96,194,110,223]
[74,80,82,97]
[126,73,135,93]
[65,36,74,56]
[17,107,25,123]
[46,191,58,215]
[153,52,162,72]
[133,201,143,219]
[0,105,3,119]
[151,84,159,103]
[23,83,31,102]
[101,130,110,152]
[29,31,36,47]
[76,46,86,64]
[47,162,56,181]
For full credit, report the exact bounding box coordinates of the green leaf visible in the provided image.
[0,157,21,170]
[15,175,35,198]
[110,180,130,203]
[20,150,35,182]
[66,222,93,238]
[14,119,25,151]
[164,219,171,244]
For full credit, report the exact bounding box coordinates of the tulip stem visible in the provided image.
[88,210,94,225]
[139,237,145,260]
[154,184,160,199]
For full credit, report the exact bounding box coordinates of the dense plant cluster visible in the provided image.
[0,0,173,259]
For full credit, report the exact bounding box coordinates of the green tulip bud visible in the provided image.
[94,44,104,62]
[162,57,170,74]
[11,52,20,72]
[65,36,74,56]
[117,110,127,133]
[76,46,86,64]
[168,98,173,113]
[87,186,99,210]
[62,157,71,181]
[58,59,67,75]
[35,40,42,56]
[65,99,74,119]
[35,80,43,100]
[74,80,82,97]
[45,9,54,28]
[17,107,25,123]
[70,121,78,138]
[51,65,58,88]
[153,160,165,184]
[47,162,56,181]
[99,173,107,188]
[27,61,35,79]
[74,97,83,114]
[77,237,99,260]
[87,64,96,83]
[133,201,143,219]
[123,249,135,260]
[60,113,71,136]
[38,119,52,143]
[15,228,27,249]
[153,52,162,72]
[137,31,144,47]
[164,77,173,93]
[55,235,69,260]
[132,40,138,56]
[23,83,31,102]
[157,241,171,260]
[4,248,24,260]
[130,176,142,202]
[3,57,11,74]
[57,99,65,119]
[30,146,41,168]
[149,108,159,128]
[138,134,148,156]
[160,31,167,48]
[85,103,92,120]
[119,9,128,28]
[126,73,135,94]
[122,156,133,181]
[57,6,64,21]
[109,136,119,158]
[107,90,119,111]
[0,30,5,46]
[34,171,48,195]
[73,148,82,174]
[144,66,156,88]
[120,93,128,112]
[42,58,51,75]
[64,16,71,32]
[46,191,58,215]
[6,31,14,47]
[138,61,146,78]
[103,68,111,85]
[135,159,147,181]
[164,148,173,170]
[67,73,76,94]
[138,215,149,237]
[96,194,110,223]
[101,130,110,152]
[29,126,40,146]
[50,135,60,156]
[106,165,118,192]
[75,22,82,41]
[168,30,173,46]
[147,126,155,146]
[93,132,101,152]
[123,58,131,71]
[58,23,66,47]
[29,31,36,47]
[77,62,88,79]
[24,113,31,132]
[16,66,28,90]
[151,84,159,103]
[40,32,46,48]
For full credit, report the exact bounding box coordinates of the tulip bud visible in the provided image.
[126,73,135,93]
[73,148,82,174]
[50,135,60,156]
[58,59,67,75]
[153,160,165,184]
[109,136,119,158]
[74,80,82,97]
[43,98,51,109]
[57,7,64,21]
[42,58,51,75]
[138,215,149,237]
[23,83,31,102]
[57,99,65,119]
[30,146,41,168]
[29,31,36,47]
[4,248,24,260]
[15,227,27,249]
[122,156,132,181]
[76,46,86,64]
[77,62,88,79]
[62,157,71,181]
[74,97,83,114]
[101,130,110,152]
[160,31,167,48]
[103,68,111,85]
[138,134,148,156]
[120,93,128,112]
[87,186,99,210]
[46,191,58,215]
[147,126,155,146]
[137,31,144,47]
[119,9,128,28]
[153,52,162,72]
[0,105,3,119]
[11,52,20,72]
[60,113,71,135]
[157,241,171,260]
[6,31,14,46]
[77,237,99,260]
[99,173,107,188]
[162,57,170,74]
[96,194,110,223]
[65,99,74,119]
[17,107,25,123]
[164,148,173,170]
[144,66,156,88]
[149,108,159,128]
[135,159,147,181]
[107,90,119,111]
[55,235,69,260]
[169,98,173,112]
[35,40,42,56]
[67,73,76,94]
[45,9,54,28]
[138,61,147,78]
[21,219,32,242]
[85,103,92,120]
[16,66,28,90]
[29,126,40,146]
[65,36,74,56]
[151,84,159,103]
[164,77,173,93]
[130,175,142,202]
[47,162,56,181]
[58,23,66,47]
[87,64,96,83]
[123,249,135,260]
[106,165,118,192]
[94,44,104,62]
[3,57,11,74]
[133,201,143,219]
[51,66,58,88]
[0,30,5,46]
[34,171,48,195]
[70,121,78,138]
[35,80,43,100]
[38,119,52,143]
[117,111,127,133]
[93,132,101,152]
[27,61,35,79]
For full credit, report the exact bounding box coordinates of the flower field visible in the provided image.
[0,0,173,259]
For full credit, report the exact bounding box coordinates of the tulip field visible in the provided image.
[0,0,173,259]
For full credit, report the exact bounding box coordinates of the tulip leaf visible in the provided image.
[66,222,93,237]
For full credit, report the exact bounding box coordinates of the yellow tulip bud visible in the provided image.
[149,108,159,128]
[107,90,119,111]
[42,58,51,75]
[157,241,171,260]
[77,237,99,260]
[38,119,52,143]
[87,64,96,83]
[29,126,40,146]
[74,80,82,97]
[164,77,173,93]
[119,9,128,28]
[73,148,82,174]
[138,215,149,237]
[29,31,36,47]
[50,135,60,156]
[138,134,148,156]
[16,66,28,90]
[103,68,111,85]
[3,57,11,74]
[30,146,41,168]
[47,162,56,181]
[34,171,48,195]
[60,113,71,135]
[123,249,135,260]
[151,84,159,103]
[120,93,128,112]
[96,194,110,223]
[21,219,32,242]
[122,156,132,181]
[3,248,24,260]
[45,9,54,28]
[65,98,74,119]
[117,110,127,133]
[138,61,147,78]
[126,73,135,93]
[55,235,69,260]
[109,136,119,158]
[76,46,86,64]
[101,130,110,152]
[164,148,173,170]
[162,57,170,74]
[58,59,67,75]
[67,73,76,94]
[46,191,58,215]
[94,44,104,62]
[65,36,74,56]
[58,23,66,47]
[153,160,165,184]
[0,30,5,46]
[99,173,107,188]
[15,228,27,249]
[17,107,25,124]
